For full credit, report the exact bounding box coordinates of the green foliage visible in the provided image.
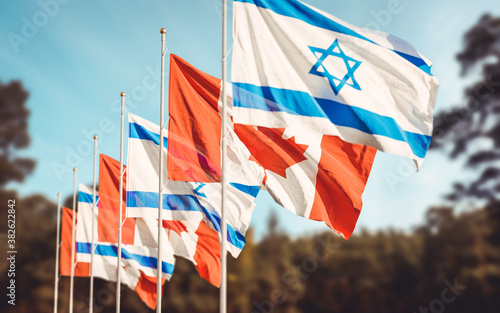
[2,202,499,313]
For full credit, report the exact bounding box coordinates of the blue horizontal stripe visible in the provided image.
[394,51,432,75]
[78,191,98,204]
[233,83,431,159]
[235,0,375,44]
[230,183,260,198]
[201,207,246,251]
[127,191,202,212]
[129,122,168,147]
[210,213,246,250]
[76,242,174,275]
[234,0,431,74]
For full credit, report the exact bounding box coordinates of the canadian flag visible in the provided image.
[168,54,376,239]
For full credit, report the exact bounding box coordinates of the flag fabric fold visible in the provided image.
[232,0,439,168]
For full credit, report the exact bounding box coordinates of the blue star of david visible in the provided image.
[309,39,362,95]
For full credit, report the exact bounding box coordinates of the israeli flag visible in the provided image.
[232,0,439,168]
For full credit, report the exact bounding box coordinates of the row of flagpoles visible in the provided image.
[53,1,232,310]
[51,0,439,312]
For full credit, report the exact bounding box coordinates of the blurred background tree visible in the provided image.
[0,81,57,312]
[0,80,36,235]
[431,14,500,202]
[0,81,35,191]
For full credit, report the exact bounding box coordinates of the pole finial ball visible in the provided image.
[121,92,126,97]
[73,167,77,172]
[57,192,61,196]
[160,28,167,34]
[94,135,98,140]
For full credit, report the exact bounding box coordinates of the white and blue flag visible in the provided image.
[126,113,260,257]
[232,0,439,168]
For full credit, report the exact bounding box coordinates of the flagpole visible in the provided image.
[53,192,62,313]
[156,27,167,313]
[69,167,78,313]
[116,92,125,313]
[89,135,98,313]
[220,1,228,313]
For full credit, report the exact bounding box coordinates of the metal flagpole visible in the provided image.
[89,135,98,313]
[116,92,125,313]
[220,1,228,313]
[54,192,62,313]
[156,27,167,313]
[69,167,78,313]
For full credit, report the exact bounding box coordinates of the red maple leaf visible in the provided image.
[234,125,309,184]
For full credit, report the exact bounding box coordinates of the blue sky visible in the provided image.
[1,0,498,240]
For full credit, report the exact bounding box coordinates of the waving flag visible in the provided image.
[128,112,258,256]
[100,152,222,286]
[232,0,439,168]
[167,54,376,238]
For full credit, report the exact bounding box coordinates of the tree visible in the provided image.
[431,14,500,202]
[0,80,35,188]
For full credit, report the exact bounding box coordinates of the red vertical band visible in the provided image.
[98,154,136,244]
[309,136,376,239]
[168,54,222,182]
[60,207,90,277]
